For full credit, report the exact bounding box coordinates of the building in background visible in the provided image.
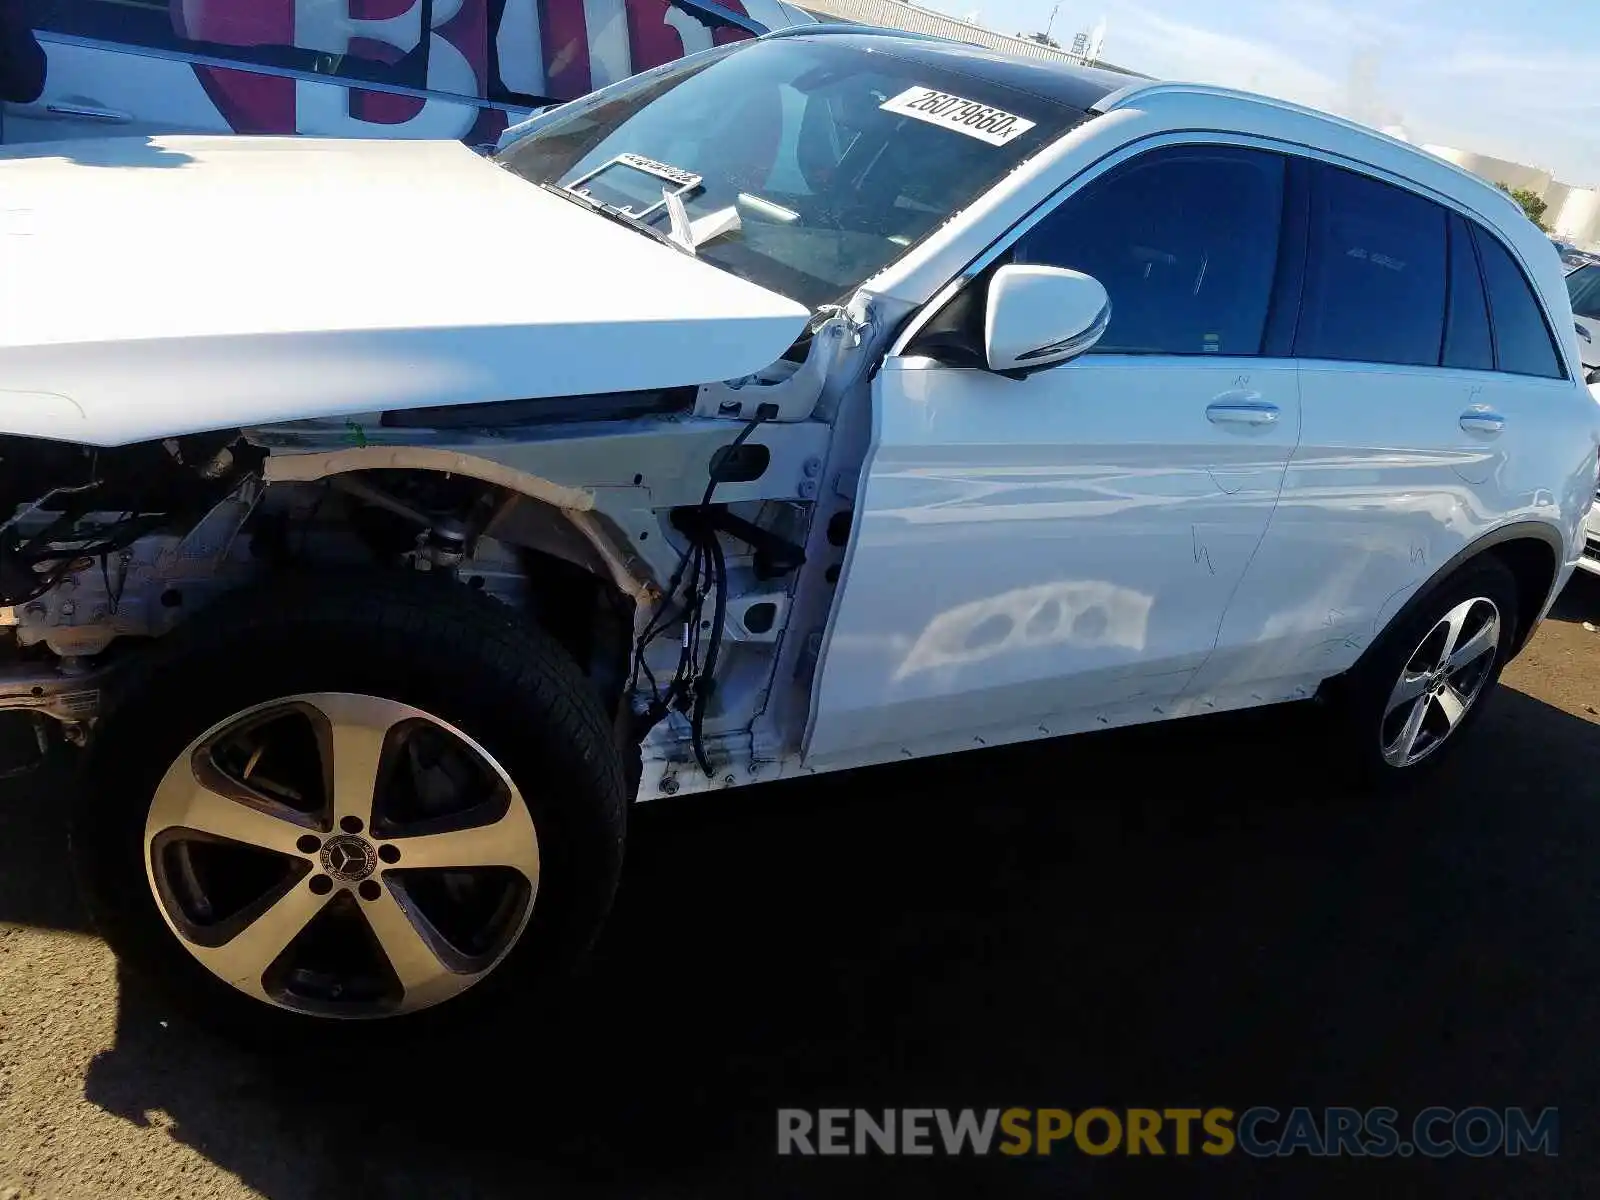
[790,2,1592,243]
[1422,146,1552,196]
[794,0,1148,75]
[1422,144,1600,248]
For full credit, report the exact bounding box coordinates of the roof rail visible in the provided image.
[1088,80,1526,219]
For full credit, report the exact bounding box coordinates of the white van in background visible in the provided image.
[3,0,813,149]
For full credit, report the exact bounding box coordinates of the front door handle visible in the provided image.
[1206,392,1279,426]
[1459,407,1505,435]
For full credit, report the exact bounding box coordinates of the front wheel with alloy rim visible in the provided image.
[1334,555,1520,784]
[72,575,627,1047]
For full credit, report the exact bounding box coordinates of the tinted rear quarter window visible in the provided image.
[1296,164,1447,367]
[1012,144,1286,356]
[1474,228,1564,379]
[1442,214,1493,371]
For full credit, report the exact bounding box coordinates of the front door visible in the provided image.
[805,142,1304,766]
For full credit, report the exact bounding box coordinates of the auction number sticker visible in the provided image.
[879,86,1036,146]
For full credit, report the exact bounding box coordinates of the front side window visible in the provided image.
[496,35,1081,309]
[1474,226,1565,379]
[1010,144,1287,356]
[1296,163,1448,367]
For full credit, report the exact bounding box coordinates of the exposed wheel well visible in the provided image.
[1482,537,1558,656]
[271,469,641,721]
[1322,529,1561,707]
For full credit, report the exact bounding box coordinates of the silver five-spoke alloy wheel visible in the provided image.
[144,692,540,1018]
[1380,596,1501,768]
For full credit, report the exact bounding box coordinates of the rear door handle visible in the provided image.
[43,102,130,122]
[1206,391,1279,426]
[1459,407,1505,435]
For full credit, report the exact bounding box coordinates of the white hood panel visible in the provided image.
[0,136,812,447]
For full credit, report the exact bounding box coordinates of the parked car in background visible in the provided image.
[1568,262,1600,376]
[1571,263,1600,581]
[1552,238,1600,272]
[2,0,812,148]
[0,27,1593,1045]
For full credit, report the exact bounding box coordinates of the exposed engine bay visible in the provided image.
[0,290,885,790]
[0,405,846,788]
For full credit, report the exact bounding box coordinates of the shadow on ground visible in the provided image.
[3,664,1597,1196]
[1543,568,1600,626]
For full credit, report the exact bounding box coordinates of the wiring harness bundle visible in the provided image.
[628,413,777,776]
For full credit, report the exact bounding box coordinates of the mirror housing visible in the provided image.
[984,264,1111,377]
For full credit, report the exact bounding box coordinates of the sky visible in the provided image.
[921,0,1600,183]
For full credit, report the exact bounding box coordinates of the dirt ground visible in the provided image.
[2,574,1600,1198]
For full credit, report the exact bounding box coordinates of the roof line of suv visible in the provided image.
[759,22,953,44]
[1090,79,1526,226]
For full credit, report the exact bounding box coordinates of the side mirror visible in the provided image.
[1587,365,1600,386]
[984,264,1111,377]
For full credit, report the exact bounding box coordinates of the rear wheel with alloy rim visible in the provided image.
[73,574,626,1046]
[1336,555,1520,784]
[1379,595,1502,768]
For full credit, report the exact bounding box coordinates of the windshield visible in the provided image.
[495,35,1083,309]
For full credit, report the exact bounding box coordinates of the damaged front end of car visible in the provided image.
[0,302,877,794]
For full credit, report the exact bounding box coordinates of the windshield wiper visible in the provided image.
[535,182,688,256]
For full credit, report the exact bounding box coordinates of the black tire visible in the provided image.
[1328,554,1520,787]
[70,572,627,1049]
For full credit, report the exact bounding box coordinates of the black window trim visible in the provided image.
[1261,154,1310,357]
[1465,214,1498,372]
[1438,211,1496,374]
[1438,214,1456,368]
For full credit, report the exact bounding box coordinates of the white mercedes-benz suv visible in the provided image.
[0,27,1592,1044]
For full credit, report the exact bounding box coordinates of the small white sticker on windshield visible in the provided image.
[879,86,1037,146]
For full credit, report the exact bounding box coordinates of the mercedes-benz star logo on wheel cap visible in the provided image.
[320,834,377,883]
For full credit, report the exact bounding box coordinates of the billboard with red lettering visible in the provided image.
[9,0,811,147]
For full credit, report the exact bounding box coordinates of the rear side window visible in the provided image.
[1442,214,1493,371]
[1011,144,1286,356]
[1474,227,1565,379]
[1296,163,1448,367]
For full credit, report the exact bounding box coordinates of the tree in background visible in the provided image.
[1497,181,1551,232]
[1017,31,1061,47]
